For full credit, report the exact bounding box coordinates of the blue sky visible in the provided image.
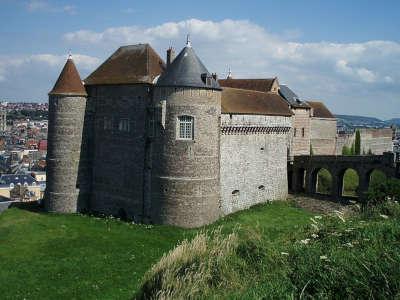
[0,0,399,119]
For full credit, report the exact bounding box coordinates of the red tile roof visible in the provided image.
[221,87,292,116]
[49,58,87,96]
[307,101,335,118]
[84,44,165,85]
[218,78,276,93]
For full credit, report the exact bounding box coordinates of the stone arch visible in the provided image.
[366,169,387,188]
[312,167,333,195]
[339,168,360,198]
[296,168,307,193]
[288,169,293,193]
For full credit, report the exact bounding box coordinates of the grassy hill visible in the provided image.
[0,202,311,299]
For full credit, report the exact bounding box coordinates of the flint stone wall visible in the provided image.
[88,84,150,221]
[310,117,337,155]
[150,87,221,228]
[45,95,87,213]
[220,114,291,215]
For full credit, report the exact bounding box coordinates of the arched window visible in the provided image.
[177,116,194,140]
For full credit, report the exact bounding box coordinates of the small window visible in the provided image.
[178,115,194,140]
[258,185,265,190]
[302,128,305,137]
[294,128,297,137]
[104,117,113,130]
[119,118,130,132]
[232,189,240,195]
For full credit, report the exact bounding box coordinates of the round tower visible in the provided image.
[151,39,222,228]
[45,56,88,213]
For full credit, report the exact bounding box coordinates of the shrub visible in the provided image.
[136,228,243,299]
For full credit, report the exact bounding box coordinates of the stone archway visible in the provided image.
[312,168,333,196]
[340,168,360,198]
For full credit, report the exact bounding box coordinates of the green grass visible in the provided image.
[0,202,311,299]
[137,204,400,299]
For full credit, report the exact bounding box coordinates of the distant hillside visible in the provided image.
[386,118,400,126]
[335,114,399,129]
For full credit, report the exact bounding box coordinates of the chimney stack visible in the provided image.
[166,47,175,67]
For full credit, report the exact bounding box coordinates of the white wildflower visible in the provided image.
[344,242,354,248]
[281,252,289,256]
[300,239,310,245]
[311,233,319,239]
[320,255,328,260]
[379,214,389,219]
[314,215,322,219]
[310,218,318,224]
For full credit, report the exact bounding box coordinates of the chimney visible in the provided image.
[166,47,175,67]
[212,73,218,81]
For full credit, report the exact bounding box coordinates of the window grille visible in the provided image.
[178,116,194,140]
[118,118,130,132]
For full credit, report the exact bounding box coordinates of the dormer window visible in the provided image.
[177,115,194,140]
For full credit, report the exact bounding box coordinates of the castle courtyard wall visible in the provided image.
[220,114,291,215]
[310,117,337,155]
[290,107,311,158]
[336,128,393,155]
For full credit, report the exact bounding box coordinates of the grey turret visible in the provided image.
[45,56,88,213]
[150,41,222,227]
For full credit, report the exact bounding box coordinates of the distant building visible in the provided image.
[0,109,6,132]
[0,174,40,201]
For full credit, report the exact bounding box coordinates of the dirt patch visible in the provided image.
[288,194,359,216]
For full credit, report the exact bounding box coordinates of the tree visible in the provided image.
[355,130,361,155]
[342,145,351,155]
[350,142,355,155]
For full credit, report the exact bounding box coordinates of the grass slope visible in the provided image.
[0,202,311,299]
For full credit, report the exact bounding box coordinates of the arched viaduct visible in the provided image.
[289,152,400,203]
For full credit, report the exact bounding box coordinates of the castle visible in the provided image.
[46,39,340,228]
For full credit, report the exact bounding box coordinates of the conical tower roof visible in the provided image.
[156,45,220,90]
[49,56,87,96]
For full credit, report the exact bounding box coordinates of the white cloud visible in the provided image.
[0,54,100,82]
[2,18,399,118]
[26,0,76,14]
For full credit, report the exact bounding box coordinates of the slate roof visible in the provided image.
[221,87,293,116]
[49,57,87,96]
[0,174,37,187]
[219,78,276,93]
[156,46,220,90]
[307,101,335,119]
[85,44,165,85]
[278,85,310,109]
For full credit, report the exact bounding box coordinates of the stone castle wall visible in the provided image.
[150,87,221,228]
[310,118,337,155]
[220,114,291,215]
[336,128,393,155]
[290,108,311,157]
[87,84,150,221]
[45,95,87,212]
